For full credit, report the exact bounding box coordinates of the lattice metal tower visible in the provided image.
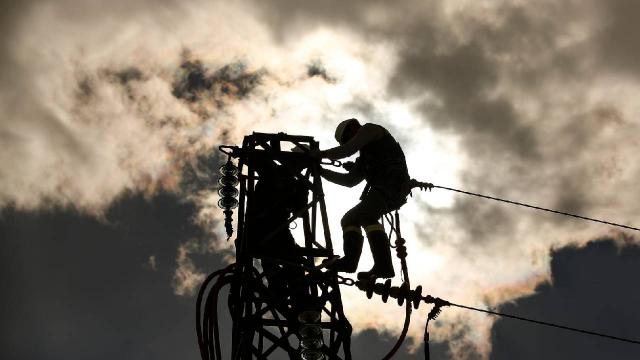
[198,132,352,360]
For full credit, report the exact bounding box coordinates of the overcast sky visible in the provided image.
[2,0,640,359]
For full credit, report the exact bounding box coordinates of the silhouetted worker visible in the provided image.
[246,158,305,257]
[244,150,309,301]
[319,118,410,280]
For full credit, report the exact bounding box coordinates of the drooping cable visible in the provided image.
[380,210,412,360]
[196,264,236,360]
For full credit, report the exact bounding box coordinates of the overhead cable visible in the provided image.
[417,182,640,232]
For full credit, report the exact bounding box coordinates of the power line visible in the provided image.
[431,184,640,232]
[448,302,640,346]
[347,277,640,352]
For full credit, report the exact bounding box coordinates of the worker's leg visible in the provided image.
[352,190,394,279]
[327,196,382,272]
[332,190,389,273]
[358,222,395,279]
[329,223,364,273]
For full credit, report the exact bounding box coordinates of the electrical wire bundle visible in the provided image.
[196,264,236,360]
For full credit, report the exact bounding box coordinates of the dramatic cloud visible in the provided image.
[253,1,640,356]
[2,0,640,358]
[491,238,640,359]
[0,193,226,360]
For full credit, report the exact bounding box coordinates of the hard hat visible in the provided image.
[334,118,359,143]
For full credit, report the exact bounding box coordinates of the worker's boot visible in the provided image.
[357,225,394,280]
[326,228,364,273]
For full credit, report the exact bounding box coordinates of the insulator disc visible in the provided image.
[219,162,238,175]
[297,310,321,323]
[300,338,323,350]
[218,175,239,186]
[220,169,237,177]
[299,324,322,338]
[218,185,239,197]
[218,197,239,210]
[301,349,325,360]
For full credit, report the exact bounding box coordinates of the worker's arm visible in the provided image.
[320,166,365,188]
[321,123,384,160]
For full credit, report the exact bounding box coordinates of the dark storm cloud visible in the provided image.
[491,239,640,359]
[107,66,146,85]
[0,191,448,360]
[425,199,515,251]
[0,193,227,360]
[596,0,640,76]
[4,0,640,358]
[254,0,542,158]
[249,0,393,40]
[392,42,539,159]
[552,177,592,216]
[180,151,223,195]
[172,58,263,105]
[75,76,95,102]
[252,1,620,157]
[306,60,336,83]
[351,329,451,360]
[0,0,29,84]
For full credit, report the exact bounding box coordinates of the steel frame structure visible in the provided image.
[211,132,352,360]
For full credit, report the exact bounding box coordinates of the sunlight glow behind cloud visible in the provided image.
[3,0,640,358]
